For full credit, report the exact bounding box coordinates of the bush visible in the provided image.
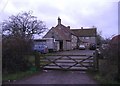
[2,35,33,73]
[99,35,120,82]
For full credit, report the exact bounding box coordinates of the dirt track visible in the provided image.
[12,70,97,84]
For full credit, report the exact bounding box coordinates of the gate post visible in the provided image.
[34,51,40,70]
[93,50,99,71]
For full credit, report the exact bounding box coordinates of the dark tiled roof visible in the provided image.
[56,24,74,40]
[71,28,97,37]
[43,24,72,41]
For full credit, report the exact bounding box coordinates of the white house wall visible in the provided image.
[79,37,96,44]
[46,39,54,49]
[66,42,71,50]
[63,40,67,50]
[55,41,60,51]
[71,35,77,49]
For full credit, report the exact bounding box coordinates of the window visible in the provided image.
[85,37,89,39]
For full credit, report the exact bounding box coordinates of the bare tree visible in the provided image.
[96,31,104,46]
[2,11,47,39]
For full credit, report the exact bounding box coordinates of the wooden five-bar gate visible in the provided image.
[38,53,98,71]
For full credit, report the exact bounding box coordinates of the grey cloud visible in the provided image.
[11,0,29,8]
[0,0,118,38]
[64,2,118,38]
[37,4,61,16]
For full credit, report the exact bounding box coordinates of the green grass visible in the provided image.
[88,71,120,84]
[3,69,39,81]
[2,54,48,81]
[3,55,39,81]
[94,74,120,84]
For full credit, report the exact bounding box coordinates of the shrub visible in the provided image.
[2,36,33,73]
[99,35,120,82]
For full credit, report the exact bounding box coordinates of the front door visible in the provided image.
[59,41,63,51]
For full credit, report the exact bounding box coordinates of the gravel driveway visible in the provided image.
[12,70,97,84]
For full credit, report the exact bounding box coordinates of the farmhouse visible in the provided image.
[43,17,97,51]
[71,27,97,49]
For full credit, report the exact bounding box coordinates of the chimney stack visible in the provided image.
[81,27,83,29]
[67,26,70,29]
[58,17,61,25]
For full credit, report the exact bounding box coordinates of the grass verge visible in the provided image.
[3,67,39,81]
[87,71,120,85]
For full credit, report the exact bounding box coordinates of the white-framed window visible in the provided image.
[85,37,89,39]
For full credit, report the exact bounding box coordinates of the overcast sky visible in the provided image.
[0,0,119,38]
